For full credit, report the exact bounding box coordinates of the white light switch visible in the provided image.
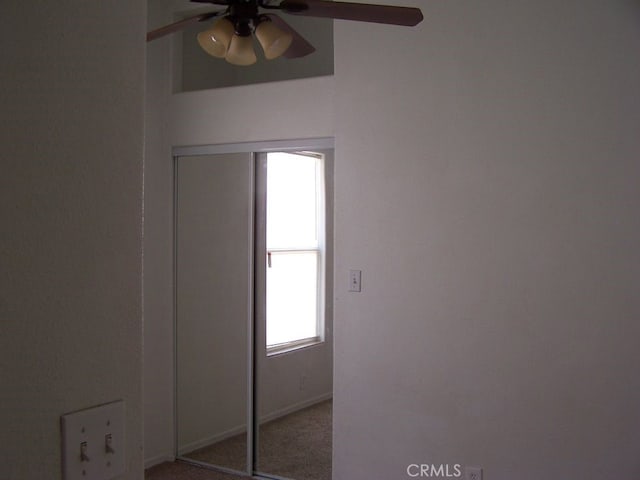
[61,400,125,480]
[349,270,362,292]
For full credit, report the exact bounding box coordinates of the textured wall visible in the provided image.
[333,1,640,479]
[0,1,146,478]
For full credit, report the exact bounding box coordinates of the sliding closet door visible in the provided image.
[254,150,334,479]
[175,153,253,474]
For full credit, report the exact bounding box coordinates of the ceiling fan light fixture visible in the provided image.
[197,17,234,58]
[226,33,258,66]
[147,0,425,66]
[255,18,293,60]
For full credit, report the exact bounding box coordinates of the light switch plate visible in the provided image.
[465,466,483,480]
[349,269,362,292]
[61,400,125,480]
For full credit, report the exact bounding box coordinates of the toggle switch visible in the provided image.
[105,434,114,454]
[80,442,90,463]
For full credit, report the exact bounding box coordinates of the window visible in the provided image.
[266,152,325,354]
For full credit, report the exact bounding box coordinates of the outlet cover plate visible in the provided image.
[61,400,125,480]
[465,466,483,480]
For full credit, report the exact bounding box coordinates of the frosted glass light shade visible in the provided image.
[197,17,234,58]
[255,20,293,60]
[226,34,257,66]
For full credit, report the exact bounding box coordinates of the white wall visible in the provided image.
[144,0,176,467]
[147,1,640,478]
[144,0,335,466]
[170,75,334,147]
[333,1,640,479]
[0,1,145,479]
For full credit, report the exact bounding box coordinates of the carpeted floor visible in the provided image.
[145,462,246,480]
[146,400,332,480]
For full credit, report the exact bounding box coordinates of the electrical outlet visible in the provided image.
[465,466,483,480]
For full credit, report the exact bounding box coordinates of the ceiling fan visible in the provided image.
[147,0,423,66]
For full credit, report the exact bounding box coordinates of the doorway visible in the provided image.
[173,139,334,480]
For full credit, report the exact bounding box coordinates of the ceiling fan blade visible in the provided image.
[280,0,423,26]
[264,14,316,58]
[189,0,231,4]
[147,11,222,42]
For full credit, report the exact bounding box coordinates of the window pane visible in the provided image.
[266,251,318,346]
[267,153,318,249]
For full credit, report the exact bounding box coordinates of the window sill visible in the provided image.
[267,337,323,357]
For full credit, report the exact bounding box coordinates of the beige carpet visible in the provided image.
[145,462,246,480]
[146,400,332,480]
